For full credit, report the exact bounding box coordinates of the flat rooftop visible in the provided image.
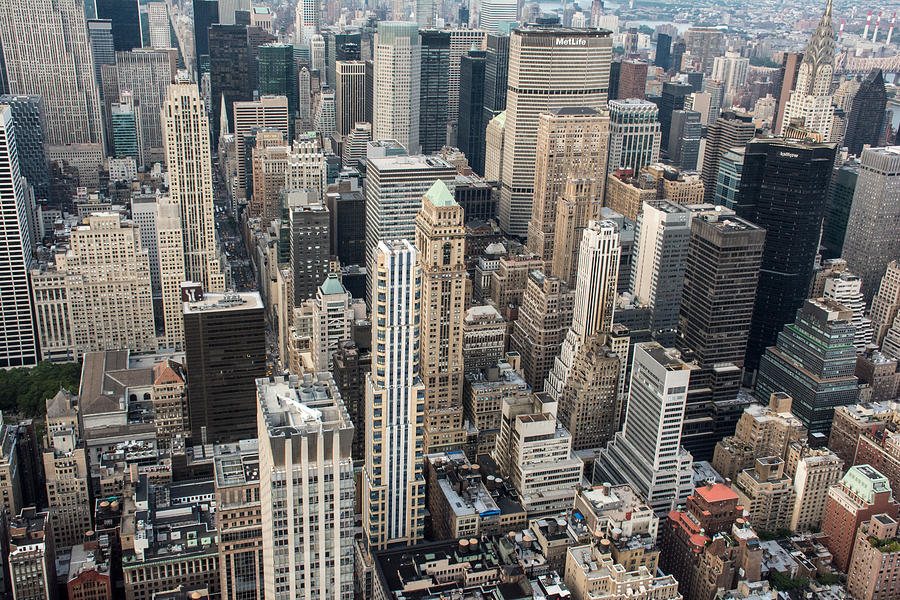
[183,292,263,315]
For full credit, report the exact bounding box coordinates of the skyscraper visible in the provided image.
[0,95,49,198]
[0,104,37,368]
[96,0,140,51]
[87,19,116,91]
[678,207,765,368]
[844,70,887,156]
[163,74,225,293]
[594,342,695,515]
[618,59,648,100]
[482,33,509,125]
[294,0,320,46]
[630,201,693,341]
[289,201,330,304]
[499,26,612,237]
[335,61,367,136]
[657,81,692,149]
[607,99,661,174]
[735,138,836,371]
[156,196,185,350]
[258,43,298,119]
[0,0,104,150]
[700,111,756,203]
[363,240,426,551]
[184,292,266,445]
[458,48,487,175]
[654,33,671,70]
[209,24,251,142]
[415,181,467,454]
[373,22,421,153]
[147,2,171,49]
[448,29,487,125]
[667,110,701,171]
[257,374,355,600]
[116,48,176,167]
[418,29,450,154]
[871,262,900,349]
[756,299,859,435]
[232,95,290,197]
[193,0,220,66]
[682,27,725,74]
[219,0,250,25]
[479,0,518,33]
[526,107,610,271]
[842,147,900,304]
[781,0,836,140]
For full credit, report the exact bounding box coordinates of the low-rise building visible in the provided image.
[564,544,681,600]
[7,508,55,600]
[574,485,659,572]
[847,514,900,600]
[732,457,796,534]
[828,402,897,466]
[463,361,530,457]
[789,446,843,533]
[463,305,508,373]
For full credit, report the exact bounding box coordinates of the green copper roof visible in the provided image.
[320,274,346,296]
[424,179,457,208]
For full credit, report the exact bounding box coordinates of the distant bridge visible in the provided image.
[836,51,900,74]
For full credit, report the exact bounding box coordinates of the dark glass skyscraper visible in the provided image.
[209,24,251,143]
[735,138,837,371]
[418,29,450,154]
[482,33,509,125]
[658,81,691,148]
[844,69,887,156]
[193,0,219,69]
[0,95,50,199]
[822,161,858,259]
[258,43,298,118]
[458,49,486,175]
[95,0,140,51]
[654,33,671,70]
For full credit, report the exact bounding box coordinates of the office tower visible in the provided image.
[363,240,426,550]
[546,220,622,447]
[184,292,266,445]
[822,161,858,259]
[31,213,157,359]
[711,51,749,100]
[735,138,836,371]
[147,2,171,48]
[289,201,330,304]
[155,197,185,350]
[0,105,37,368]
[309,32,326,74]
[415,0,435,26]
[327,32,361,87]
[42,391,90,550]
[336,61,367,136]
[333,340,371,463]
[258,44,298,119]
[458,49,486,175]
[343,122,372,167]
[756,299,859,435]
[654,33,671,70]
[483,34,509,125]
[193,0,219,65]
[657,81,691,148]
[701,111,755,203]
[480,0,518,32]
[295,0,320,45]
[0,0,104,151]
[164,76,225,293]
[872,262,900,348]
[821,465,900,572]
[8,508,56,600]
[845,71,886,156]
[774,52,803,135]
[484,111,505,181]
[95,0,139,51]
[110,95,140,161]
[630,201,692,340]
[116,48,175,167]
[781,0,835,140]
[683,27,725,74]
[87,19,116,92]
[447,29,486,123]
[233,96,290,197]
[325,180,365,267]
[257,374,354,600]
[712,147,744,209]
[607,61,621,100]
[594,342,695,515]
[209,24,251,142]
[0,95,49,198]
[790,448,843,533]
[363,143,456,299]
[311,275,357,371]
[820,266,874,352]
[669,39,685,72]
[499,26,612,237]
[415,181,467,454]
[373,22,421,153]
[607,99,662,176]
[418,30,450,154]
[509,271,576,391]
[618,59,648,100]
[678,208,764,368]
[526,107,609,272]
[667,110,701,170]
[842,147,900,304]
[219,0,250,25]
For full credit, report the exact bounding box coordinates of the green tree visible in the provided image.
[0,361,81,418]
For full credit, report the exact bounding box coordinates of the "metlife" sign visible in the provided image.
[555,37,587,46]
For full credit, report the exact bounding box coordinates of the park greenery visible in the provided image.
[0,361,81,419]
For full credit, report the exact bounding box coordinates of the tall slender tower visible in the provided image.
[373,22,421,153]
[781,0,836,140]
[526,107,610,272]
[415,181,467,454]
[499,26,612,237]
[363,240,425,551]
[295,0,320,46]
[0,104,37,367]
[0,0,104,150]
[163,73,225,293]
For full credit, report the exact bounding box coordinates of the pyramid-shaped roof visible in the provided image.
[424,179,457,208]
